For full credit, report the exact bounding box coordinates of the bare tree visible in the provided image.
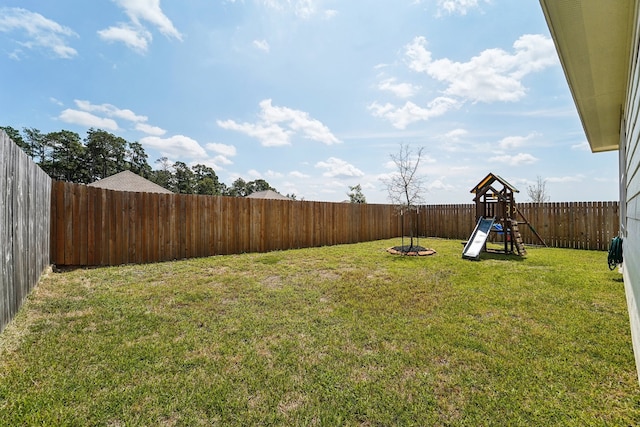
[383,143,427,248]
[527,175,550,203]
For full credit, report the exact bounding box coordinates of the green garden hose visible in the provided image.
[608,236,623,270]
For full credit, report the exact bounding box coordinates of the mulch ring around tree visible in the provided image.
[386,245,437,256]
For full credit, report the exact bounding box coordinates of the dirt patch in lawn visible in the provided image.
[387,245,436,256]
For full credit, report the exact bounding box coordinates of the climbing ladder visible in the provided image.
[510,220,527,256]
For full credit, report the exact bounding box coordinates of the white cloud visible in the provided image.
[404,36,432,73]
[140,135,208,159]
[405,34,557,103]
[436,0,489,16]
[217,119,292,147]
[135,122,166,136]
[324,9,338,19]
[98,24,151,53]
[489,152,538,166]
[109,107,145,122]
[260,99,340,144]
[206,142,237,157]
[498,133,538,150]
[211,155,233,166]
[420,154,437,164]
[382,159,396,170]
[547,175,584,183]
[112,0,182,40]
[377,78,420,99]
[290,170,311,179]
[192,155,233,171]
[315,157,364,178]
[59,109,119,130]
[248,169,262,178]
[428,178,455,191]
[571,141,590,151]
[368,97,458,129]
[294,1,316,19]
[0,8,78,59]
[99,0,182,53]
[63,100,165,134]
[218,99,340,146]
[444,128,468,141]
[74,100,148,122]
[320,187,338,195]
[361,182,376,190]
[265,170,284,178]
[260,0,328,19]
[253,39,270,52]
[594,176,616,183]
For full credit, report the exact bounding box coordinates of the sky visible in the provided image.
[0,0,620,204]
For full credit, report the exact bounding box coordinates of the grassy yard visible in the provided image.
[1,237,639,425]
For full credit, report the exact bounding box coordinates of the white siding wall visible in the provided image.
[623,1,640,381]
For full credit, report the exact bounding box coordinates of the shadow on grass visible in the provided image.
[53,265,98,273]
[477,251,526,262]
[386,253,438,264]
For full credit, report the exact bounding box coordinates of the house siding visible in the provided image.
[623,0,640,381]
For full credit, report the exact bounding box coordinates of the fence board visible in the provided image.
[63,182,73,265]
[159,193,168,260]
[86,186,95,265]
[150,192,159,262]
[167,194,176,260]
[13,146,25,315]
[189,195,197,259]
[0,131,51,332]
[138,191,145,263]
[99,189,109,265]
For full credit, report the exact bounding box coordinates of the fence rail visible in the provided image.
[0,130,51,332]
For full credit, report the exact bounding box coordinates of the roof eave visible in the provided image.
[539,0,635,153]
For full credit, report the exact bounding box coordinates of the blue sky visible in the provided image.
[0,0,619,203]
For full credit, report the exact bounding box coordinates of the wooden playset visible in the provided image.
[463,173,546,260]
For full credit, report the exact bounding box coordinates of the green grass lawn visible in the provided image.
[1,238,639,426]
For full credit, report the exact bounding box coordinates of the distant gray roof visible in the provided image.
[245,189,292,200]
[88,170,173,194]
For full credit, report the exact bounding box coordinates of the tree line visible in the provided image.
[1,126,286,197]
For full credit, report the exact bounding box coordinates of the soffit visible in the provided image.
[539,0,635,152]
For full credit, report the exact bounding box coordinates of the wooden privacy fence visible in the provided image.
[419,204,475,240]
[516,201,619,251]
[1,130,51,332]
[51,181,402,266]
[50,181,621,267]
[416,201,619,251]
